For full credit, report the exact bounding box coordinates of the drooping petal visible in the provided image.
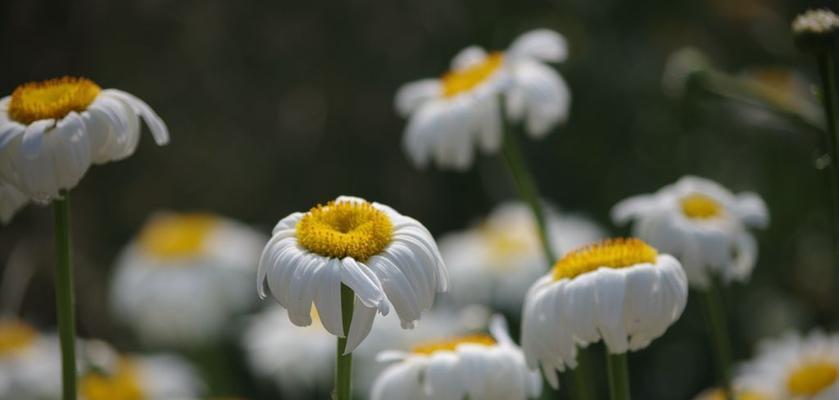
[507,29,568,62]
[395,79,442,116]
[103,89,169,145]
[343,298,377,354]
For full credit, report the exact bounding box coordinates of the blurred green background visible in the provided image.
[1,0,838,398]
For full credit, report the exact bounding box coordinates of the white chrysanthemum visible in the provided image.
[521,238,688,388]
[0,183,27,224]
[612,176,768,288]
[0,320,63,400]
[371,315,541,400]
[111,212,266,347]
[0,77,168,203]
[79,340,204,400]
[734,331,839,400]
[241,304,486,398]
[395,29,570,170]
[439,201,604,312]
[257,195,448,353]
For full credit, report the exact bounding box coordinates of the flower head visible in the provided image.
[371,316,541,400]
[611,176,768,288]
[395,29,570,170]
[792,10,839,53]
[521,238,688,388]
[257,196,448,353]
[735,331,839,400]
[0,77,168,203]
[111,212,266,347]
[438,201,604,312]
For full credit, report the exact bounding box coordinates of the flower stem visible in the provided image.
[605,351,630,400]
[53,193,77,400]
[335,284,354,400]
[701,280,733,400]
[499,98,558,264]
[816,53,839,259]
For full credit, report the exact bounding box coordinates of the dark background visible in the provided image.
[1,0,837,398]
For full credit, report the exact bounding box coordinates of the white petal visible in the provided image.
[451,46,488,70]
[0,122,24,151]
[370,361,425,400]
[610,194,659,224]
[592,268,629,354]
[424,353,465,400]
[489,315,514,346]
[344,298,377,354]
[102,89,169,145]
[507,29,568,62]
[510,60,570,138]
[314,261,344,336]
[20,119,53,159]
[395,79,442,116]
[340,257,387,312]
[735,192,769,228]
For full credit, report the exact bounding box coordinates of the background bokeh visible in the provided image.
[2,0,838,398]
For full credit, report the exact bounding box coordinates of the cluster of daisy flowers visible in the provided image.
[1,8,839,400]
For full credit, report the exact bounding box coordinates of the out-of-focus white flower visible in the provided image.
[661,47,712,98]
[438,201,604,312]
[241,304,488,398]
[612,176,768,288]
[395,29,570,170]
[521,238,688,388]
[735,331,839,400]
[693,387,770,400]
[792,9,839,36]
[257,196,447,353]
[0,320,63,400]
[0,77,168,203]
[371,316,541,400]
[0,183,27,224]
[111,212,266,347]
[79,340,203,400]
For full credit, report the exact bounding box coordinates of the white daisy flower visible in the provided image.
[371,315,541,400]
[111,212,266,347]
[735,331,839,400]
[611,176,768,288]
[438,201,605,312]
[0,77,168,203]
[395,29,570,170]
[521,238,688,388]
[79,340,203,400]
[257,195,447,353]
[0,183,27,224]
[241,304,486,397]
[0,320,63,400]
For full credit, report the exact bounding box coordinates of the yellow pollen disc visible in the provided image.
[296,201,393,261]
[8,77,101,124]
[139,213,218,260]
[411,334,496,355]
[552,238,658,281]
[680,193,722,220]
[480,224,531,265]
[441,52,504,98]
[0,320,36,356]
[80,358,144,400]
[786,361,839,396]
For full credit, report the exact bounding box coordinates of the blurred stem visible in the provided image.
[816,53,839,260]
[499,97,558,263]
[571,348,595,400]
[605,351,630,400]
[335,284,354,400]
[701,280,733,400]
[53,192,77,400]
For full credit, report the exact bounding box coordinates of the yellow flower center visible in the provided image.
[680,193,722,219]
[139,213,218,260]
[480,224,532,265]
[441,52,504,98]
[296,200,393,261]
[0,320,36,357]
[786,361,839,396]
[552,238,658,281]
[411,334,496,355]
[702,388,767,400]
[80,358,144,400]
[8,77,101,124]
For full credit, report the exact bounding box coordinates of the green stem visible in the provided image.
[817,54,839,260]
[335,284,354,400]
[605,351,630,400]
[499,98,558,264]
[572,350,595,400]
[53,193,77,400]
[701,281,733,400]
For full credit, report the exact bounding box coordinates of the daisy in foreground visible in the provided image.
[111,212,265,348]
[521,238,688,399]
[371,316,541,400]
[733,331,839,400]
[257,195,448,399]
[438,201,604,312]
[0,76,168,400]
[395,29,570,170]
